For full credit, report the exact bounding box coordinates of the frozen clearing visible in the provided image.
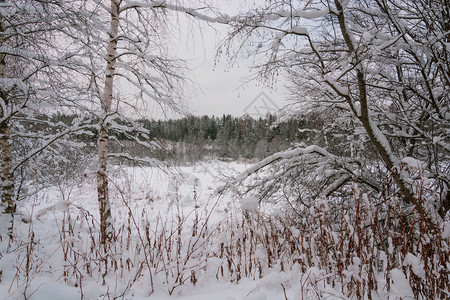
[1,161,417,299]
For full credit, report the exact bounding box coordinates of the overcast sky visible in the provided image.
[153,0,288,119]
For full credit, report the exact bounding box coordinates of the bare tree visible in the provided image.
[0,0,14,238]
[62,0,194,245]
[0,0,92,240]
[223,0,449,218]
[0,0,229,244]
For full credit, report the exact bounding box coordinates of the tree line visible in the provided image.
[49,112,339,163]
[140,114,308,161]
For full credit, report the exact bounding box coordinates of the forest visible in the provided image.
[0,0,448,299]
[49,112,326,162]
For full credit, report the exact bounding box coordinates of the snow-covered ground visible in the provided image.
[1,161,290,300]
[0,161,437,299]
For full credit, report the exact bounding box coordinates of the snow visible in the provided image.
[298,47,313,54]
[445,42,450,52]
[0,161,438,299]
[362,31,373,41]
[389,269,414,299]
[401,157,422,172]
[1,161,255,299]
[121,1,232,24]
[263,8,329,21]
[290,26,308,35]
[270,32,285,52]
[240,196,259,212]
[24,277,81,300]
[403,253,425,279]
[367,116,398,164]
[443,222,450,239]
[323,74,349,96]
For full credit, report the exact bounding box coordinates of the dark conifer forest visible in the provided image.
[51,112,343,163]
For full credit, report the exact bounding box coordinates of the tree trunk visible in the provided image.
[97,0,119,245]
[333,0,418,212]
[0,0,15,240]
[0,120,15,240]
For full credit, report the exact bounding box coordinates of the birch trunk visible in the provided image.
[97,0,119,245]
[0,0,15,240]
[0,112,15,240]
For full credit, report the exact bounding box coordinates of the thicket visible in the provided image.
[6,169,447,299]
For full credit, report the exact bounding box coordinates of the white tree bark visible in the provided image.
[97,0,119,245]
[0,0,15,240]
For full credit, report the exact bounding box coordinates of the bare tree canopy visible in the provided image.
[221,0,449,219]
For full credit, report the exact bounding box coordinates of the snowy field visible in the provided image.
[0,161,290,300]
[0,161,443,299]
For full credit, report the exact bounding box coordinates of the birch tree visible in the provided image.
[0,0,226,244]
[63,0,195,245]
[0,0,13,237]
[224,0,449,219]
[0,0,93,240]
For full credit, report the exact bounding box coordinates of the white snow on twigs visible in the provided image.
[400,157,422,171]
[262,8,329,22]
[289,26,308,35]
[240,196,259,212]
[403,253,425,279]
[390,268,415,298]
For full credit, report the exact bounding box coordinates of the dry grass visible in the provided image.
[3,166,448,299]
